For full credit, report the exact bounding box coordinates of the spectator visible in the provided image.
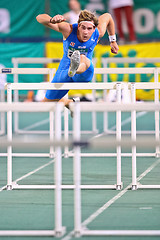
[63,0,81,24]
[109,0,137,44]
[25,85,46,102]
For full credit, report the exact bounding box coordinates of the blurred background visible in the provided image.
[0,0,160,101]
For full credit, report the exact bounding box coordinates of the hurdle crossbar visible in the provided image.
[102,57,160,64]
[1,101,160,112]
[0,68,56,74]
[12,57,61,64]
[5,81,160,91]
[1,67,159,75]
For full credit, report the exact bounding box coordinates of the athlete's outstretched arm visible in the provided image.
[97,13,119,54]
[36,14,72,39]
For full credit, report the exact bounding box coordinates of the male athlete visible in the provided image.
[36,10,119,114]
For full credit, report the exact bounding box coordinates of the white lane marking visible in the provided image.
[13,159,55,183]
[110,111,146,130]
[139,207,152,210]
[92,111,146,140]
[23,118,49,130]
[0,159,55,192]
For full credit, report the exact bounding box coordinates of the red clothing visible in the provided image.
[113,5,136,41]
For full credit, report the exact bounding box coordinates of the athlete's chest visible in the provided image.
[67,36,96,58]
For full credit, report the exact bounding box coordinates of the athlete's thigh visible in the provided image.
[45,68,72,100]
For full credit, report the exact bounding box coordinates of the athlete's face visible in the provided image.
[77,22,95,42]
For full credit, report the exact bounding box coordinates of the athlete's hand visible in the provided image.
[110,42,119,54]
[50,15,66,24]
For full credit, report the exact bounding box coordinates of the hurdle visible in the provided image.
[3,65,160,138]
[1,69,160,190]
[12,57,97,135]
[0,101,66,237]
[12,58,60,134]
[12,57,160,136]
[71,100,160,237]
[2,79,123,190]
[101,57,160,134]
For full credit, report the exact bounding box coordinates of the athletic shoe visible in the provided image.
[68,50,80,77]
[70,97,80,118]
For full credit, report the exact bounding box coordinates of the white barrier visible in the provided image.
[2,66,160,136]
[1,99,160,237]
[1,78,160,191]
[102,57,160,134]
[11,57,97,135]
[1,65,157,159]
[10,57,160,136]
[1,66,160,154]
[0,101,65,237]
[1,70,160,190]
[71,99,160,237]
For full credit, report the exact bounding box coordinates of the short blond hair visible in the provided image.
[78,10,98,27]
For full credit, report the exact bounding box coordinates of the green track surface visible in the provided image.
[0,111,160,240]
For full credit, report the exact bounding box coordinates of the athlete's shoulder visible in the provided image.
[71,23,78,33]
[92,27,99,41]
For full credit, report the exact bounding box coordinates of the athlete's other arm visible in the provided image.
[97,13,119,54]
[36,14,72,39]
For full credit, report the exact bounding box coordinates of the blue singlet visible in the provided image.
[45,23,99,100]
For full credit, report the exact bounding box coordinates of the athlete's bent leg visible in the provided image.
[76,54,91,74]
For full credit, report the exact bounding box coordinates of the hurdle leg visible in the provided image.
[0,89,5,135]
[13,59,19,133]
[64,102,69,158]
[49,111,54,158]
[116,83,122,190]
[91,73,98,134]
[7,84,13,190]
[154,68,160,157]
[73,102,82,237]
[54,103,66,236]
[102,58,109,133]
[131,83,137,190]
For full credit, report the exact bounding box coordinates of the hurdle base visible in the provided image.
[6,185,13,191]
[155,152,160,158]
[49,153,55,158]
[116,183,123,190]
[64,152,70,158]
[55,227,66,238]
[131,185,137,190]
